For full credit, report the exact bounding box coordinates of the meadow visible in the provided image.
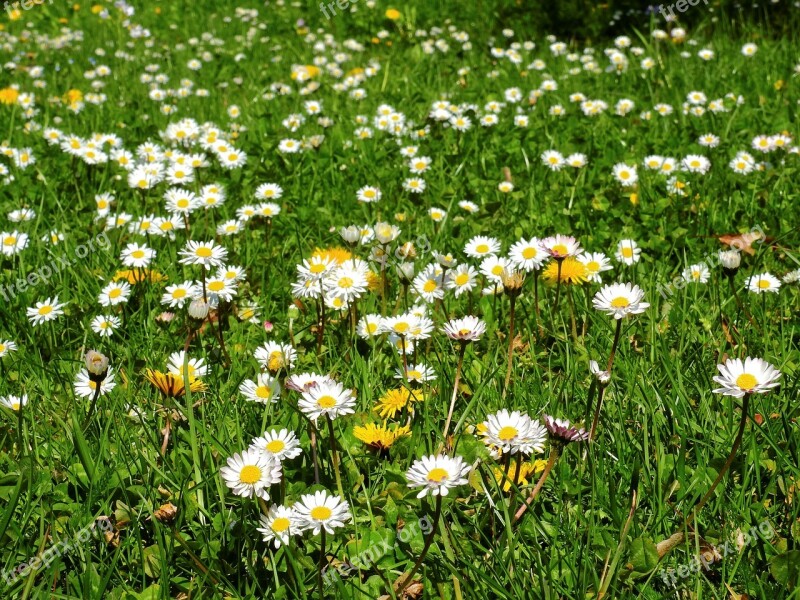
[0,1,799,598]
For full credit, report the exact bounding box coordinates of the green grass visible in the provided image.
[0,1,799,599]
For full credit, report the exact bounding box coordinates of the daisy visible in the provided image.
[712,357,780,397]
[482,410,548,455]
[220,449,282,500]
[464,235,500,259]
[324,265,368,303]
[254,342,297,373]
[298,380,356,423]
[294,490,352,535]
[1,230,29,256]
[541,234,582,259]
[285,372,335,393]
[541,150,565,171]
[90,314,121,337]
[356,186,381,203]
[746,273,781,294]
[612,163,638,187]
[413,265,445,303]
[405,454,471,498]
[593,283,650,319]
[458,200,479,213]
[615,240,641,265]
[480,256,514,282]
[120,243,155,268]
[682,264,710,283]
[578,252,613,283]
[509,237,546,271]
[446,264,479,297]
[167,351,207,379]
[98,281,131,307]
[0,395,28,411]
[544,416,589,444]
[161,281,198,308]
[250,429,302,462]
[395,363,437,383]
[257,505,299,548]
[357,313,384,338]
[403,178,426,193]
[74,362,116,396]
[240,373,281,404]
[179,240,228,270]
[442,316,486,341]
[0,339,18,358]
[27,296,66,326]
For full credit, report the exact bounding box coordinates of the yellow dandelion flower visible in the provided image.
[312,246,352,265]
[542,257,587,285]
[385,8,401,19]
[0,88,19,105]
[493,460,547,492]
[374,389,408,419]
[145,369,206,399]
[353,422,410,451]
[91,4,103,13]
[63,89,83,105]
[114,269,168,284]
[366,270,382,292]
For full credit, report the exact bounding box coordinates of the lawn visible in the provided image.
[0,1,798,599]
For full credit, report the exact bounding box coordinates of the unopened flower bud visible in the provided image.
[188,298,210,320]
[85,350,109,378]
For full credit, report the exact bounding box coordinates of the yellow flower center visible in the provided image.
[423,280,437,293]
[498,426,518,441]
[310,506,332,521]
[238,465,262,485]
[172,289,186,299]
[160,222,174,231]
[317,395,337,409]
[491,265,504,276]
[455,273,470,286]
[271,517,290,532]
[195,247,212,258]
[522,247,537,259]
[427,468,449,483]
[621,247,633,258]
[586,261,599,274]
[267,353,285,372]
[366,322,378,334]
[39,305,53,315]
[338,277,353,289]
[109,288,122,299]
[394,322,410,334]
[255,385,272,399]
[610,297,630,308]
[208,281,224,292]
[310,263,326,274]
[131,250,145,259]
[3,236,15,245]
[266,440,285,453]
[736,374,757,390]
[475,244,489,254]
[177,199,189,208]
[407,370,422,379]
[552,244,568,255]
[757,279,771,289]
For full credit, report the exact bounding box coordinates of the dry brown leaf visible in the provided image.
[717,231,769,255]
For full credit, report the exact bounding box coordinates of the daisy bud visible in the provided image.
[397,242,417,260]
[501,269,525,297]
[396,262,415,283]
[152,502,178,524]
[263,320,274,333]
[85,350,109,379]
[188,298,210,320]
[339,225,360,246]
[719,250,741,276]
[287,303,300,320]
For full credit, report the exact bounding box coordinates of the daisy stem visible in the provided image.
[395,495,442,598]
[589,383,608,441]
[606,318,623,373]
[533,269,542,337]
[318,529,326,600]
[685,393,750,527]
[265,218,272,255]
[442,341,467,446]
[327,417,345,499]
[309,423,321,484]
[82,375,105,430]
[552,259,564,315]
[567,286,578,342]
[502,294,517,400]
[513,446,559,523]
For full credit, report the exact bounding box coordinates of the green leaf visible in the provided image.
[627,537,659,576]
[770,551,800,589]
